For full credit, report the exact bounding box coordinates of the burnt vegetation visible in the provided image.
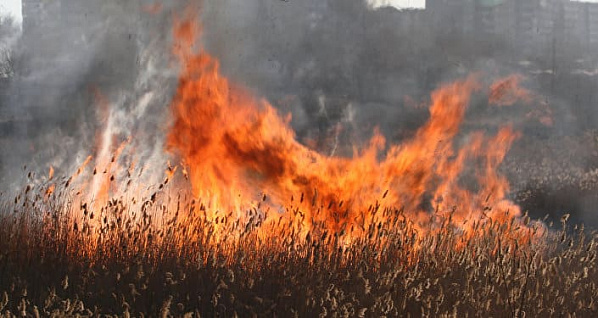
[0,179,597,317]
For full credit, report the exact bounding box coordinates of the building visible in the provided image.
[427,0,476,36]
[568,2,598,51]
[426,0,598,58]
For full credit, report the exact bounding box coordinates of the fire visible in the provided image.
[165,15,523,238]
[489,74,554,126]
[16,11,539,265]
[489,74,532,106]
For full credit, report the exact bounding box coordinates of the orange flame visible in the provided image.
[489,74,532,106]
[489,75,553,126]
[165,15,523,238]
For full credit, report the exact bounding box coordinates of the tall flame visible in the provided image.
[166,16,522,236]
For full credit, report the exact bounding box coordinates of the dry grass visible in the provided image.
[0,179,597,317]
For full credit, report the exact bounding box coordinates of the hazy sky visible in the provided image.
[0,0,21,23]
[373,0,425,8]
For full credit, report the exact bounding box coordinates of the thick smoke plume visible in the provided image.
[1,0,598,225]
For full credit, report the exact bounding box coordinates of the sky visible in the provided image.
[0,0,22,23]
[372,0,425,9]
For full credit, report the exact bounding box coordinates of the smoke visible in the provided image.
[0,0,186,192]
[198,0,598,225]
[1,0,597,224]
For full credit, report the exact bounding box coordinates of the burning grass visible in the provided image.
[1,10,596,317]
[0,184,597,317]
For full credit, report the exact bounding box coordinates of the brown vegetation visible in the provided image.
[0,181,596,317]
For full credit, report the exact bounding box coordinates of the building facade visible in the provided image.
[426,0,598,58]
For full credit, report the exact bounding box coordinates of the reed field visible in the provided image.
[0,180,596,317]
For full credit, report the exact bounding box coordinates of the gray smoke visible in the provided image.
[0,0,186,192]
[1,0,598,225]
[199,0,598,226]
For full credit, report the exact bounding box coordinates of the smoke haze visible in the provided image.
[1,0,598,225]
